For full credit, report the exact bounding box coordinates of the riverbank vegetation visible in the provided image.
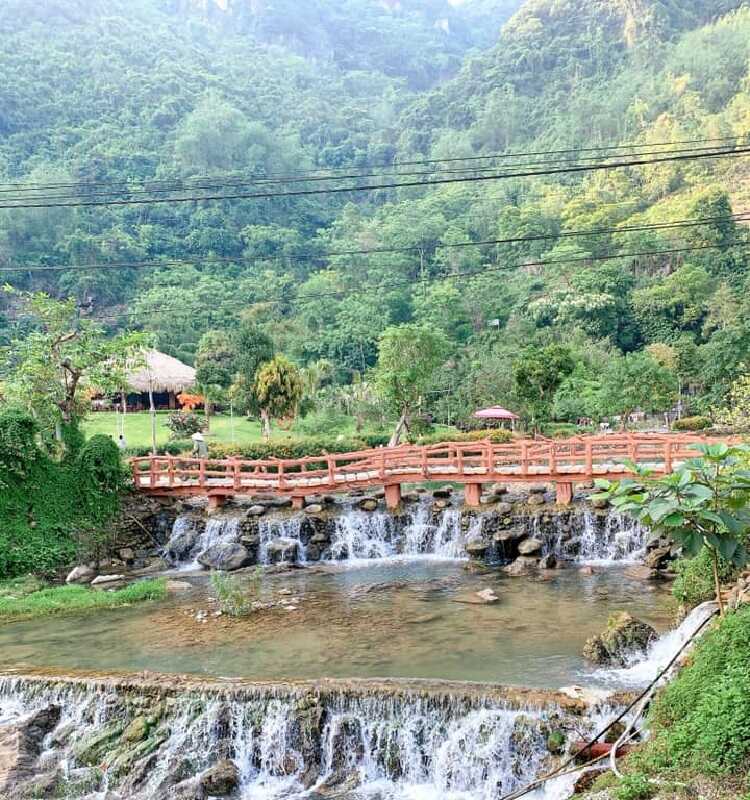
[0,577,167,622]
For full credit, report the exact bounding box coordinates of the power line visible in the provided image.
[1,146,748,210]
[1,135,742,194]
[2,212,747,274]
[6,237,742,323]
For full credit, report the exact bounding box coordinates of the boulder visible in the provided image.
[358,498,379,511]
[197,544,252,572]
[165,580,193,595]
[494,502,513,515]
[582,611,658,666]
[590,497,609,510]
[644,544,673,570]
[246,505,266,517]
[265,539,299,564]
[528,484,547,495]
[199,760,239,796]
[66,565,96,585]
[490,483,508,495]
[527,494,545,507]
[518,538,543,556]
[91,574,126,586]
[269,497,292,508]
[305,504,324,514]
[465,541,489,557]
[433,499,450,510]
[118,548,135,563]
[624,565,659,581]
[453,588,499,605]
[493,527,525,544]
[310,533,329,544]
[0,706,61,795]
[402,492,421,503]
[539,554,557,570]
[504,556,540,576]
[121,716,149,744]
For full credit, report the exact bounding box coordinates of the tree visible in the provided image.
[229,320,275,418]
[716,372,750,430]
[597,352,678,428]
[253,355,304,440]
[195,331,236,431]
[594,444,750,615]
[512,344,575,428]
[0,291,144,443]
[373,324,449,446]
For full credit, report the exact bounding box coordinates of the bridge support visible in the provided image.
[207,494,226,513]
[464,483,483,507]
[556,482,573,506]
[384,483,402,510]
[292,496,306,510]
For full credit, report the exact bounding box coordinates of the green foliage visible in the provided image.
[672,549,738,607]
[597,352,678,424]
[253,355,304,438]
[512,345,574,425]
[645,605,750,774]
[208,435,390,461]
[0,406,39,486]
[0,409,126,579]
[595,443,750,610]
[411,429,514,445]
[0,578,167,622]
[165,412,206,440]
[673,415,712,431]
[210,570,261,618]
[613,773,655,800]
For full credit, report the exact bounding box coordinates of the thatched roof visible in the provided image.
[126,349,196,394]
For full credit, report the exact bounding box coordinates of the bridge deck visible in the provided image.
[130,433,713,506]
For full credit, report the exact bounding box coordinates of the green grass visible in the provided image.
[0,577,167,622]
[82,411,391,449]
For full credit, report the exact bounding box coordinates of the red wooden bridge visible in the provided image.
[130,433,715,509]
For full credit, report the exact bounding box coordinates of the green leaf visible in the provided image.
[719,511,746,536]
[732,544,749,569]
[717,537,739,561]
[682,484,713,501]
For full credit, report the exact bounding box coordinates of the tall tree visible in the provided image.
[253,355,304,440]
[195,330,236,431]
[373,323,449,446]
[512,344,575,428]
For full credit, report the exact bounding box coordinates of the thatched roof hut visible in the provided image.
[126,349,196,395]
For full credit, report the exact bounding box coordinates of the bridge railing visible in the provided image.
[130,433,714,493]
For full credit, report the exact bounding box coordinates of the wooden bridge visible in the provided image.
[130,433,714,509]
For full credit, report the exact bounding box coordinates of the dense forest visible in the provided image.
[2,0,750,429]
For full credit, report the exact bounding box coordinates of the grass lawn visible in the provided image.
[0,576,167,622]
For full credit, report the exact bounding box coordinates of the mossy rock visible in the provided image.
[583,611,657,666]
[73,721,125,765]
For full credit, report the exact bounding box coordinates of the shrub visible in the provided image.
[294,408,351,437]
[672,550,739,607]
[123,441,192,458]
[411,429,514,445]
[613,774,655,800]
[211,570,261,617]
[673,415,711,431]
[166,411,206,439]
[646,605,750,775]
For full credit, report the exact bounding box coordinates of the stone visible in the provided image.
[310,533,329,544]
[0,705,61,796]
[359,498,379,511]
[624,565,659,581]
[118,547,135,562]
[528,484,547,494]
[91,574,126,586]
[504,556,540,576]
[494,502,513,515]
[432,486,453,499]
[493,527,525,544]
[197,543,252,572]
[65,565,96,585]
[246,505,266,517]
[269,497,292,508]
[402,492,421,503]
[539,554,557,570]
[480,494,498,505]
[526,494,545,507]
[433,499,450,510]
[644,544,673,570]
[590,497,609,510]
[582,611,658,666]
[199,760,240,795]
[453,588,499,605]
[121,716,149,744]
[490,483,508,495]
[578,565,595,576]
[305,504,324,514]
[517,538,543,556]
[264,539,300,564]
[166,580,193,595]
[465,541,489,556]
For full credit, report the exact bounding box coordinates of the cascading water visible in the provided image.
[257,516,307,564]
[544,508,649,564]
[166,514,242,568]
[0,675,609,800]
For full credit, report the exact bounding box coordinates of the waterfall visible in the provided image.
[598,601,718,687]
[165,514,242,568]
[544,509,649,564]
[258,516,307,564]
[0,675,611,800]
[329,499,468,562]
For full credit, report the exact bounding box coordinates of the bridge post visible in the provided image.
[385,483,402,510]
[556,482,573,506]
[207,494,226,513]
[464,483,482,507]
[292,496,306,510]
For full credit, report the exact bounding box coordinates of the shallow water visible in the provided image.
[0,562,675,688]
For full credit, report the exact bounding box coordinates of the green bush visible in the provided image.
[166,411,206,439]
[411,429,514,445]
[613,774,655,800]
[123,441,192,458]
[673,416,712,431]
[646,605,750,775]
[672,550,739,607]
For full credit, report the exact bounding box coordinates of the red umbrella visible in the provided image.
[473,406,519,420]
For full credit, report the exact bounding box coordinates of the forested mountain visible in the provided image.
[2,0,750,424]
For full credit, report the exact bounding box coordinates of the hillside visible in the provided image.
[1,0,750,421]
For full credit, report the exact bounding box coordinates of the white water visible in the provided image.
[258,516,307,564]
[0,678,611,800]
[598,600,718,687]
